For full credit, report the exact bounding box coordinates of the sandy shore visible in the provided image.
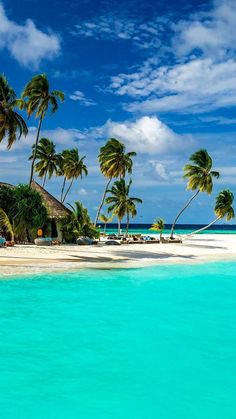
[0,234,236,277]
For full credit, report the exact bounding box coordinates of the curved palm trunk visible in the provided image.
[189,217,221,235]
[29,115,43,185]
[170,190,200,238]
[126,212,130,236]
[94,177,112,227]
[104,223,107,234]
[62,178,74,203]
[42,170,48,188]
[60,177,66,203]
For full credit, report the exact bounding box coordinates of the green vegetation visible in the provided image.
[22,74,64,184]
[106,179,142,234]
[29,138,60,187]
[190,190,235,234]
[0,75,27,149]
[99,214,113,234]
[60,201,99,242]
[170,149,220,238]
[150,218,165,241]
[94,138,136,227]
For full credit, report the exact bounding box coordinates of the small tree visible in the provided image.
[99,214,113,234]
[150,218,165,241]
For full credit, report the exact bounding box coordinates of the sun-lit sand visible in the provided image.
[0,234,235,277]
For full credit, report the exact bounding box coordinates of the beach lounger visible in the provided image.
[34,237,52,246]
[0,237,6,247]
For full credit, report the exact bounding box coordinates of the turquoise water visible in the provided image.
[0,262,236,418]
[105,227,236,235]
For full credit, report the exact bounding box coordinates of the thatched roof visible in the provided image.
[0,182,15,189]
[31,181,71,219]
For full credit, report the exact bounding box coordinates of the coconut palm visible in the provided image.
[106,179,142,235]
[0,208,14,241]
[170,149,220,238]
[61,149,88,203]
[150,218,165,241]
[99,213,113,234]
[22,74,64,184]
[190,190,234,235]
[0,75,28,149]
[29,138,60,187]
[94,138,136,227]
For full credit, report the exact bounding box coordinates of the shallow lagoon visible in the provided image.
[0,262,235,418]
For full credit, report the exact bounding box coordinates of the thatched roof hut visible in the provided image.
[0,181,15,189]
[30,181,71,219]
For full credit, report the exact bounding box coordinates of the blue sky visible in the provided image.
[0,0,236,223]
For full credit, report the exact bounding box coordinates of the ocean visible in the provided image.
[102,223,236,235]
[0,261,235,418]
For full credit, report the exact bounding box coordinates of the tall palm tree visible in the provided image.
[99,213,113,234]
[150,218,165,241]
[29,137,60,187]
[106,179,142,235]
[22,74,64,184]
[0,75,28,149]
[170,149,220,238]
[190,190,234,235]
[56,149,70,202]
[94,138,136,226]
[61,149,88,203]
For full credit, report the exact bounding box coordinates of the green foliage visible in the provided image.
[215,190,235,221]
[0,184,48,241]
[0,74,28,149]
[0,208,14,241]
[99,138,136,179]
[60,201,99,242]
[150,218,165,232]
[29,137,60,186]
[184,149,220,194]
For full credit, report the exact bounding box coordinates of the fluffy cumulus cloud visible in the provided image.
[0,3,60,67]
[109,0,236,114]
[95,116,193,154]
[69,90,96,106]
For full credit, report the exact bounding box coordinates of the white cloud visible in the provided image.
[109,0,236,115]
[95,116,193,154]
[69,90,96,106]
[0,3,60,68]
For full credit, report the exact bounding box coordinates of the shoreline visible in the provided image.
[1,234,236,278]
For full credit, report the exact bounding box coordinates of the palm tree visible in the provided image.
[0,75,28,149]
[190,190,234,235]
[150,218,165,241]
[29,138,60,187]
[170,149,220,238]
[0,208,14,241]
[22,74,64,184]
[99,213,113,234]
[106,179,142,235]
[94,138,136,227]
[61,149,88,203]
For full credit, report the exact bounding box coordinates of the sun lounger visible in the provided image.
[0,237,6,247]
[34,237,52,246]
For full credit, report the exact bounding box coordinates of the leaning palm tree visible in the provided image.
[150,218,165,241]
[22,74,64,184]
[61,149,88,203]
[99,213,113,234]
[0,208,14,241]
[29,137,60,187]
[57,149,71,202]
[190,190,234,235]
[106,179,142,235]
[170,149,220,238]
[94,138,136,227]
[0,75,28,149]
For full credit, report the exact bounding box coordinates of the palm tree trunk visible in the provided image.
[189,217,221,235]
[29,115,43,185]
[170,190,200,238]
[60,177,66,202]
[126,212,130,236]
[104,223,107,234]
[62,179,74,203]
[118,219,121,235]
[42,170,48,188]
[160,231,162,242]
[94,177,112,227]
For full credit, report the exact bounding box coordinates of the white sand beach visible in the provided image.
[0,234,236,277]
